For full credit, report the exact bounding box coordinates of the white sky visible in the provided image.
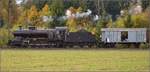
[16,0,23,4]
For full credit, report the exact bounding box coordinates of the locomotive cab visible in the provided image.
[55,27,68,40]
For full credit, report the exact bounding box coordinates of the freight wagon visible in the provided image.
[101,28,147,47]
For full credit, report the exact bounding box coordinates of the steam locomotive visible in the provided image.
[9,26,97,47]
[9,26,149,48]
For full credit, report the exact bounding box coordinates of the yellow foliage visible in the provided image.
[91,27,96,35]
[66,7,78,32]
[41,4,50,16]
[27,5,44,27]
[28,5,39,21]
[131,13,149,28]
[1,8,8,21]
[16,10,27,26]
[0,28,13,47]
[66,18,78,32]
[69,7,77,14]
[66,6,96,33]
[115,17,125,28]
[106,19,113,28]
[77,7,82,13]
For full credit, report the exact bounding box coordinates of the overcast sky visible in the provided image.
[16,0,23,4]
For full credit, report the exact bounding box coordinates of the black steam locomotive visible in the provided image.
[9,26,97,47]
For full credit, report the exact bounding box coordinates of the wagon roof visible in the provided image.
[101,28,147,31]
[55,27,68,30]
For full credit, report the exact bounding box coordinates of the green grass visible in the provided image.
[0,49,150,72]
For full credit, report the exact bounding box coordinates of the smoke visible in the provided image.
[56,9,93,21]
[76,9,92,18]
[93,15,99,21]
[120,10,124,16]
[42,9,99,22]
[65,9,92,19]
[57,16,67,21]
[42,16,53,22]
[65,10,72,18]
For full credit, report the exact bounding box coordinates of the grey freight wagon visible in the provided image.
[101,28,147,43]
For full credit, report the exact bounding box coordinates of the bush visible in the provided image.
[0,28,13,47]
[115,44,128,48]
[129,44,136,48]
[139,43,149,49]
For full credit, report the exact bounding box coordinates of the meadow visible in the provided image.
[0,48,150,72]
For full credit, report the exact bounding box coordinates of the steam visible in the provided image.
[42,9,99,22]
[65,9,92,19]
[93,15,99,21]
[42,16,53,22]
[66,10,72,17]
[120,10,124,16]
[76,9,92,18]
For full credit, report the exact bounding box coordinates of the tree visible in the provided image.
[0,28,13,47]
[131,13,149,28]
[40,4,53,28]
[79,0,87,11]
[0,0,19,28]
[49,0,64,16]
[66,18,77,32]
[115,17,125,28]
[66,7,77,32]
[49,0,65,27]
[66,6,95,32]
[95,19,103,41]
[27,5,42,27]
[0,0,9,24]
[14,7,27,29]
[41,4,50,16]
[141,0,150,11]
[124,15,133,28]
[8,0,19,28]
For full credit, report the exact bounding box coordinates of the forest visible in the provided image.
[0,0,150,46]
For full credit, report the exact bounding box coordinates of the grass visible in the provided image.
[0,48,150,72]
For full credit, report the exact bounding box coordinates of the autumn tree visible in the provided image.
[66,7,94,32]
[115,17,125,28]
[66,18,78,32]
[0,0,8,25]
[14,8,26,29]
[131,13,149,28]
[27,5,42,27]
[0,0,19,28]
[40,4,52,28]
[41,4,50,16]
